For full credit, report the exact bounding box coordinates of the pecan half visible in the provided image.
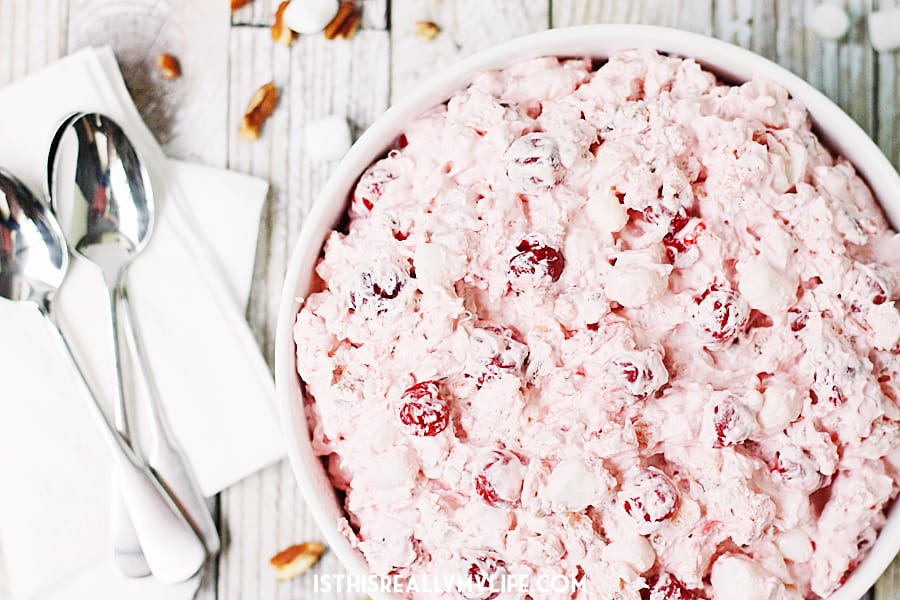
[157,53,181,79]
[323,1,357,40]
[269,542,325,580]
[415,21,441,40]
[239,82,279,141]
[272,1,298,46]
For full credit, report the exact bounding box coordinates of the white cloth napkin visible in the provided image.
[0,47,286,599]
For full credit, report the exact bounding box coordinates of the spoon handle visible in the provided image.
[41,309,207,584]
[116,284,221,556]
[106,288,152,578]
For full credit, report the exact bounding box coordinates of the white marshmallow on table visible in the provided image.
[810,3,851,40]
[869,8,900,52]
[282,0,339,34]
[305,114,353,161]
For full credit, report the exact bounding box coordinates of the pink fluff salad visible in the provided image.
[294,50,900,600]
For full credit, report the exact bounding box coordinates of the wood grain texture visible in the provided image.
[221,25,389,600]
[551,0,714,33]
[67,0,231,165]
[0,0,67,86]
[390,0,551,102]
[876,0,899,168]
[232,0,388,30]
[0,1,897,600]
[874,3,900,595]
[876,540,900,600]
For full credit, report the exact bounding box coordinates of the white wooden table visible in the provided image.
[0,1,897,598]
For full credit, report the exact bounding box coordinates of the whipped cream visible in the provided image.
[295,50,900,599]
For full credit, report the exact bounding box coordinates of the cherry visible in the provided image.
[619,467,679,527]
[509,239,565,288]
[709,395,754,448]
[398,381,449,437]
[694,284,749,345]
[644,206,690,234]
[663,221,706,267]
[811,367,847,407]
[505,133,563,193]
[774,447,826,493]
[641,572,696,600]
[349,268,405,314]
[457,553,508,600]
[474,451,523,507]
[789,312,808,332]
[608,349,668,399]
[474,474,501,505]
[864,275,888,305]
[351,162,397,215]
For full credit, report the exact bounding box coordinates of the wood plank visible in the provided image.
[875,550,900,600]
[551,0,714,34]
[232,0,388,30]
[0,0,67,86]
[67,0,231,166]
[390,0,550,103]
[875,0,899,168]
[220,25,389,600]
[226,26,293,363]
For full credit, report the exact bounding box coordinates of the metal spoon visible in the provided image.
[47,112,152,578]
[0,168,206,584]
[47,113,220,565]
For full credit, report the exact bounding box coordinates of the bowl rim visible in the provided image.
[275,24,900,600]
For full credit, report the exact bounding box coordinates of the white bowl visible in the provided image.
[275,24,900,600]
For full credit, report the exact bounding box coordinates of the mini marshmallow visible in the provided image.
[759,381,802,435]
[586,191,628,234]
[282,0,340,34]
[604,265,666,308]
[305,115,353,161]
[869,8,900,52]
[738,255,797,314]
[602,535,656,573]
[414,242,467,283]
[776,529,814,562]
[810,4,851,40]
[541,459,611,513]
[711,554,785,600]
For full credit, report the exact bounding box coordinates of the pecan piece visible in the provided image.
[269,542,325,581]
[272,1,298,46]
[239,82,279,141]
[157,53,181,80]
[323,1,356,40]
[415,21,441,40]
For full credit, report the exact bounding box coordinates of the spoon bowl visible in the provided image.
[49,113,153,284]
[0,168,68,308]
